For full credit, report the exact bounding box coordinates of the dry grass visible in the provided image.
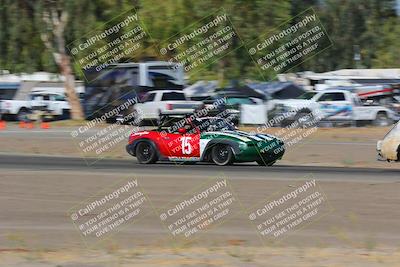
[1,246,399,267]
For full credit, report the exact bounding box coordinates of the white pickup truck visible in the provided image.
[0,99,30,121]
[270,89,398,127]
[133,90,203,123]
[1,93,71,121]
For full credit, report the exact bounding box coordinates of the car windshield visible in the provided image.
[383,121,400,139]
[195,118,236,132]
[226,97,255,105]
[296,92,317,99]
[158,115,236,134]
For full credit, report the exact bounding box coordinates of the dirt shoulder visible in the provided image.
[1,246,399,267]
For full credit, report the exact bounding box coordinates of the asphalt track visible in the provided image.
[0,154,399,250]
[0,154,399,180]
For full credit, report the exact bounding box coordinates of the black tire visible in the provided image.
[373,112,392,127]
[294,111,314,128]
[17,108,30,122]
[135,141,158,164]
[256,159,276,166]
[211,144,234,166]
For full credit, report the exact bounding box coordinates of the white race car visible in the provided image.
[377,121,400,162]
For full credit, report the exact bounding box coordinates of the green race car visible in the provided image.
[127,115,285,166]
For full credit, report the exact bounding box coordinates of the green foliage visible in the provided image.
[0,0,399,82]
[298,0,399,71]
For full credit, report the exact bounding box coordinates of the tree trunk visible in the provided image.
[60,54,84,120]
[41,6,84,120]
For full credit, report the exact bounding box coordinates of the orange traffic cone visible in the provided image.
[40,121,50,129]
[0,120,6,130]
[26,122,34,129]
[19,121,26,128]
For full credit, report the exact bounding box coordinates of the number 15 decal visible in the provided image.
[181,136,192,154]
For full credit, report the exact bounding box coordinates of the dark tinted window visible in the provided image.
[54,95,66,101]
[0,89,18,100]
[161,92,185,101]
[297,92,317,100]
[143,93,155,102]
[318,93,345,101]
[226,97,255,105]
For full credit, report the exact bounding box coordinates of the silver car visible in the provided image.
[377,121,400,162]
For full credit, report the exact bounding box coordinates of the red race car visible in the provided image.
[126,115,285,166]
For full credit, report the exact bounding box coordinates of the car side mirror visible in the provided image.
[178,128,186,134]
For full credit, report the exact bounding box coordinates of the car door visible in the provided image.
[180,131,200,159]
[316,92,353,120]
[48,94,68,115]
[352,96,374,121]
[31,94,48,111]
[160,130,200,160]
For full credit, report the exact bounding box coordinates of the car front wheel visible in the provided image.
[211,144,234,166]
[136,142,157,164]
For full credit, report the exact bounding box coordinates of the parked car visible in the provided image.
[0,92,72,121]
[132,90,202,124]
[269,89,398,127]
[202,93,261,125]
[0,99,30,121]
[377,121,400,162]
[30,93,71,120]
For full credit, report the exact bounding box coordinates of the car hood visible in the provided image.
[203,130,281,143]
[272,99,315,108]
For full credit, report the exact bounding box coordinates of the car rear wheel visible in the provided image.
[136,142,157,164]
[211,144,233,166]
[17,108,30,122]
[373,112,392,127]
[294,111,314,128]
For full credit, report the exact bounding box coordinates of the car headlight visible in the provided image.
[377,140,382,151]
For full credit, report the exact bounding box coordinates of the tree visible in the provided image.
[372,17,400,67]
[39,1,84,120]
[1,0,399,85]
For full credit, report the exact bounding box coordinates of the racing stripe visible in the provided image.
[226,130,275,142]
[233,131,263,141]
[256,134,276,141]
[204,131,252,142]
